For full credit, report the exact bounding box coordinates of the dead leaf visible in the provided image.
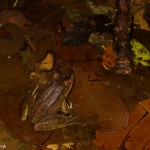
[93,105,146,149]
[36,53,53,71]
[102,45,116,70]
[139,99,150,112]
[46,144,59,150]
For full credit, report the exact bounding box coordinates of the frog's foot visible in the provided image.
[67,101,78,111]
[21,99,28,121]
[67,101,78,110]
[62,100,78,114]
[61,100,73,114]
[66,101,73,109]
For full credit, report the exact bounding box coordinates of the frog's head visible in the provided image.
[52,69,74,94]
[60,69,75,97]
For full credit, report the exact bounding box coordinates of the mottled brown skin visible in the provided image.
[22,71,76,131]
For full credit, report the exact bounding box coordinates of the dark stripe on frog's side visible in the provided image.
[30,76,65,123]
[35,77,60,105]
[31,84,65,124]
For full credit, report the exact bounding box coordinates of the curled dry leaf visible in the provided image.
[102,45,116,70]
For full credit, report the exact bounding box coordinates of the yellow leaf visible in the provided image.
[133,8,150,31]
[46,144,59,150]
[36,53,53,71]
[62,142,74,148]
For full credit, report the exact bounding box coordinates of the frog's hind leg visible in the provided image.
[34,114,78,131]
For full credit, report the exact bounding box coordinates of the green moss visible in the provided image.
[131,39,150,66]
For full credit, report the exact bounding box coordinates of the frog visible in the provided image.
[21,69,77,131]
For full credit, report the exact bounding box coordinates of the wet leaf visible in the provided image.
[125,113,150,150]
[93,105,146,149]
[139,99,150,112]
[0,10,28,29]
[0,23,24,55]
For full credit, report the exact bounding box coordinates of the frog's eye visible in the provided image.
[68,79,72,84]
[53,72,60,79]
[64,80,69,86]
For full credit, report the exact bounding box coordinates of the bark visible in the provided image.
[114,0,132,74]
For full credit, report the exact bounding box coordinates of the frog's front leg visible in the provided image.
[61,98,73,114]
[61,72,74,114]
